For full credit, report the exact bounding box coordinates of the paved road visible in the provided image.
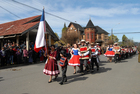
[0,55,140,94]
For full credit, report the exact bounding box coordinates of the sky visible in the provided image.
[0,0,140,42]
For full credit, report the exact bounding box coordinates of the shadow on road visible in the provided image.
[97,67,112,73]
[0,77,4,82]
[55,74,88,84]
[0,62,44,70]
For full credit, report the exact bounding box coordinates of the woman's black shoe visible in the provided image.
[48,80,52,83]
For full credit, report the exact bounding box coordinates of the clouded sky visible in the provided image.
[0,0,140,42]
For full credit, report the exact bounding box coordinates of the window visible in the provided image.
[87,33,89,39]
[98,34,101,39]
[87,28,89,30]
[92,33,94,39]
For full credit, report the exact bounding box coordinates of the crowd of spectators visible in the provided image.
[0,41,71,67]
[0,41,38,67]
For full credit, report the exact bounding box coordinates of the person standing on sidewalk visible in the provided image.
[137,44,140,63]
[23,47,28,64]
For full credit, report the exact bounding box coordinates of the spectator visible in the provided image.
[33,50,38,63]
[39,48,44,62]
[16,49,22,64]
[10,47,14,64]
[12,42,16,48]
[28,47,33,64]
[13,47,17,64]
[23,47,28,64]
[0,47,6,66]
[5,47,11,65]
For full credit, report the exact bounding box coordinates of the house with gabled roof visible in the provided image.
[0,15,59,50]
[66,19,109,47]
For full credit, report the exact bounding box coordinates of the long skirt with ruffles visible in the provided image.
[43,58,60,76]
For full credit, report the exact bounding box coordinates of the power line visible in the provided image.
[113,32,140,34]
[12,0,73,22]
[0,5,20,18]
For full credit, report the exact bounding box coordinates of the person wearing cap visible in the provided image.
[90,43,99,72]
[86,41,90,48]
[96,43,101,55]
[124,46,129,59]
[59,50,68,85]
[113,42,121,63]
[78,39,90,74]
[121,46,125,60]
[95,43,101,62]
[78,42,81,48]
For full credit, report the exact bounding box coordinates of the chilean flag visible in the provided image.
[34,9,46,52]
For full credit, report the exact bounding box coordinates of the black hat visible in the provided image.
[60,50,66,57]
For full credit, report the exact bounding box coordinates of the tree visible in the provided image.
[55,32,59,39]
[66,31,80,45]
[122,35,128,46]
[109,34,119,43]
[127,38,134,46]
[61,23,67,43]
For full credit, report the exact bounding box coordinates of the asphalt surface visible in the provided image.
[0,55,140,94]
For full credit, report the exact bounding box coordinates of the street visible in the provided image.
[0,55,140,94]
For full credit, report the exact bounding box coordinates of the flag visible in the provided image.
[34,9,46,52]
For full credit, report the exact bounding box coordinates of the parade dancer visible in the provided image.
[125,46,129,59]
[43,45,60,83]
[59,50,68,85]
[90,43,99,73]
[96,43,101,63]
[104,44,115,62]
[78,39,90,75]
[113,43,121,63]
[121,46,125,60]
[68,44,80,74]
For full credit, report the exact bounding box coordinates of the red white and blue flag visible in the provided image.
[34,9,46,52]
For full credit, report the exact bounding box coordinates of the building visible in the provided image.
[66,19,109,47]
[0,15,59,50]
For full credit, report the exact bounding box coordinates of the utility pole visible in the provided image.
[111,28,113,41]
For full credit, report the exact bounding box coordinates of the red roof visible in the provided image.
[0,15,41,36]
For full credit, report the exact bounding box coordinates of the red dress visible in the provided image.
[43,51,60,76]
[104,47,115,57]
[68,48,80,66]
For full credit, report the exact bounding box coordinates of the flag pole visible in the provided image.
[43,7,49,63]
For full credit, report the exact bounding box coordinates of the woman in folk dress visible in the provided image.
[68,44,80,74]
[104,44,115,62]
[43,45,60,83]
